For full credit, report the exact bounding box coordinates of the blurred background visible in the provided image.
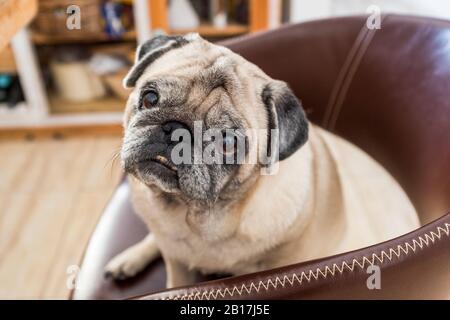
[0,0,449,299]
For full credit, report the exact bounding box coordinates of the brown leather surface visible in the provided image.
[140,214,450,300]
[71,182,166,299]
[72,15,450,300]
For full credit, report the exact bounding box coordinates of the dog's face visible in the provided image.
[121,34,308,207]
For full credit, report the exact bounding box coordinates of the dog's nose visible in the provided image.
[162,121,190,138]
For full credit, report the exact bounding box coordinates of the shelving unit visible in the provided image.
[0,0,283,133]
[0,28,126,130]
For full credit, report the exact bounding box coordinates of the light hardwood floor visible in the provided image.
[0,135,122,299]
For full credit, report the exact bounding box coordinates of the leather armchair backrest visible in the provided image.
[223,15,450,223]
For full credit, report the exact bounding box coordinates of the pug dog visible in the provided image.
[104,34,420,288]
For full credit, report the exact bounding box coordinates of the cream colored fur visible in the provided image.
[105,124,420,287]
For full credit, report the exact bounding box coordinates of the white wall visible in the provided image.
[290,0,450,23]
[290,0,331,22]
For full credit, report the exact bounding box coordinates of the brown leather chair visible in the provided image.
[72,14,450,300]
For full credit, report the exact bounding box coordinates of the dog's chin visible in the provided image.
[135,159,180,193]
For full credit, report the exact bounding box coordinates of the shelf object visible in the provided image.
[0,0,37,51]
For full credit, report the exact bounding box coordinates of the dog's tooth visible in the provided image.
[155,155,177,172]
[156,155,168,163]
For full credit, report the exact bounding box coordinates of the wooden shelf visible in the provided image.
[0,44,16,72]
[169,24,249,37]
[49,94,125,115]
[31,23,248,45]
[31,30,137,45]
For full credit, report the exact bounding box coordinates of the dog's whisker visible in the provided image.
[105,148,123,179]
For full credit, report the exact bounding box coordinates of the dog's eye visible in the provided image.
[222,133,237,155]
[142,90,159,108]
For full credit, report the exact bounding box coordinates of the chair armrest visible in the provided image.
[137,214,450,300]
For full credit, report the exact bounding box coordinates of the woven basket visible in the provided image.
[33,0,103,36]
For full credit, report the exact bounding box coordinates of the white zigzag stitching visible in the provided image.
[165,222,450,300]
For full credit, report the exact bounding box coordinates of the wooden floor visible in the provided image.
[0,135,122,299]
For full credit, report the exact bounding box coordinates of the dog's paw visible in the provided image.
[104,251,147,281]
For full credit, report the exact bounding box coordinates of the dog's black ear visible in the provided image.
[262,81,309,161]
[123,34,198,88]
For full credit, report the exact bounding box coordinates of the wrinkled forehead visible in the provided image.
[135,43,235,89]
[123,35,270,130]
[125,34,270,95]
